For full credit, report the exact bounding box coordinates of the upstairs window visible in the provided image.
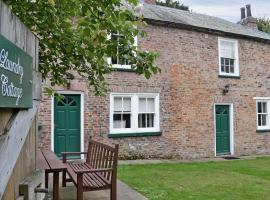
[108,32,137,70]
[257,100,270,130]
[218,38,239,77]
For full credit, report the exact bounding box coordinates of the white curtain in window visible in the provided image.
[139,98,147,112]
[114,97,122,112]
[220,41,234,59]
[123,98,131,112]
[147,98,155,112]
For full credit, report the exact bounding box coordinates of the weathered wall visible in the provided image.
[38,23,270,159]
[0,1,40,199]
[2,119,37,200]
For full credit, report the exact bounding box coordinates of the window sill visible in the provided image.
[218,75,240,79]
[256,129,270,133]
[112,68,135,72]
[108,131,162,138]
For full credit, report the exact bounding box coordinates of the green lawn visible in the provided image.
[118,157,270,200]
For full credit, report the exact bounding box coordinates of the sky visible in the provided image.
[180,0,270,22]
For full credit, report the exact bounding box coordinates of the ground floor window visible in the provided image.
[256,99,270,130]
[110,93,159,133]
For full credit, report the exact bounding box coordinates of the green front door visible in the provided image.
[216,105,230,155]
[54,94,81,158]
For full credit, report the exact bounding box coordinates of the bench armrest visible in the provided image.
[62,152,88,163]
[74,168,113,175]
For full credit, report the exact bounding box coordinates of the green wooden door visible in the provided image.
[216,105,230,155]
[54,94,81,158]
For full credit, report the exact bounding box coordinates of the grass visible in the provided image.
[118,157,270,200]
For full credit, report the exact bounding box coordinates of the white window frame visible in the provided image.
[110,93,160,134]
[107,32,138,70]
[218,37,239,77]
[255,98,270,130]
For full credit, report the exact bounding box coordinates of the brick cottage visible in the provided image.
[38,2,270,159]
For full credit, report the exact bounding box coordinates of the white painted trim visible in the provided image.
[218,37,240,77]
[51,91,85,159]
[255,99,270,130]
[214,103,234,156]
[110,93,160,134]
[253,97,270,100]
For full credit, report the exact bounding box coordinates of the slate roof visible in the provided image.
[140,3,270,41]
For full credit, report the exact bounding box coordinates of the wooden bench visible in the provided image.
[62,139,119,200]
[37,149,66,200]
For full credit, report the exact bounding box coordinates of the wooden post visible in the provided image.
[77,174,83,200]
[62,154,66,187]
[45,170,49,188]
[111,144,119,200]
[53,172,60,200]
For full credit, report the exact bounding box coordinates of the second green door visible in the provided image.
[54,94,81,158]
[216,105,231,155]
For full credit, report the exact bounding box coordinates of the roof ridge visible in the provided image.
[142,3,270,41]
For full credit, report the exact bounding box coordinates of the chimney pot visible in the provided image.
[238,4,257,30]
[241,7,246,19]
[246,4,252,17]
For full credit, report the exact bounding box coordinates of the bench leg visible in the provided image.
[53,172,60,200]
[45,170,49,188]
[111,183,117,200]
[77,174,83,200]
[62,170,66,187]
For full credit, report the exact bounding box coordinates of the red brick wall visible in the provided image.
[144,0,156,4]
[38,24,270,159]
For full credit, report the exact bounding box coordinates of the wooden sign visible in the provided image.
[0,34,33,108]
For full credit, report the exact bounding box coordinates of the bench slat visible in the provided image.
[36,150,50,170]
[41,150,66,170]
[66,162,110,189]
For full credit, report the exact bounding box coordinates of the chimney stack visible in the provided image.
[246,4,252,17]
[238,4,257,30]
[240,7,246,19]
[144,0,156,4]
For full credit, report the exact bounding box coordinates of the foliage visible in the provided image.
[119,157,270,200]
[156,0,189,11]
[4,0,159,95]
[257,17,270,33]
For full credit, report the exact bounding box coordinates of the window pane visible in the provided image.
[263,102,267,113]
[258,102,262,113]
[221,57,225,72]
[221,41,234,58]
[230,65,234,73]
[114,97,122,112]
[138,114,146,128]
[123,98,131,112]
[230,59,234,66]
[225,65,229,73]
[147,98,155,112]
[111,34,118,64]
[147,114,155,127]
[113,114,131,128]
[118,44,126,65]
[262,114,267,126]
[139,98,147,113]
[123,114,131,128]
[225,58,229,66]
[258,114,262,126]
[221,64,224,72]
[112,55,118,64]
[113,114,122,128]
